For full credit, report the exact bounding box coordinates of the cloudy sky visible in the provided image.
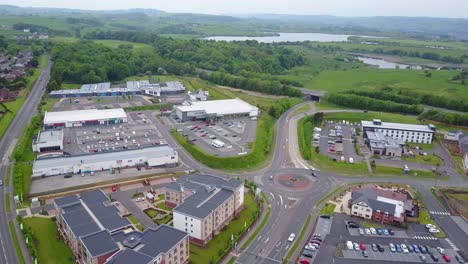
[4,0,468,18]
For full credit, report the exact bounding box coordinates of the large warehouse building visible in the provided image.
[32,145,178,178]
[362,119,436,144]
[49,81,186,98]
[43,108,127,129]
[173,98,259,122]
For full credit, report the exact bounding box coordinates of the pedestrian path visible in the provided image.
[445,238,459,251]
[429,211,451,216]
[412,236,438,240]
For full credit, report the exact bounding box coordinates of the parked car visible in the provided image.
[437,247,445,254]
[383,229,389,235]
[288,233,296,242]
[377,229,383,235]
[389,243,396,252]
[310,240,321,245]
[360,244,366,251]
[455,255,464,263]
[365,228,371,235]
[305,243,317,251]
[388,229,395,235]
[407,244,414,253]
[299,260,310,264]
[377,244,385,252]
[396,244,403,253]
[419,245,427,254]
[320,214,331,219]
[413,245,420,253]
[401,244,409,253]
[353,242,360,251]
[370,228,377,235]
[429,228,440,233]
[359,228,364,235]
[442,255,451,263]
[302,250,313,258]
[426,224,437,229]
[362,251,368,258]
[371,243,378,252]
[419,255,427,262]
[346,241,353,250]
[430,254,439,262]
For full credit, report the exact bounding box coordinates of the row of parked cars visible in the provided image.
[299,234,322,264]
[358,227,395,236]
[346,241,463,263]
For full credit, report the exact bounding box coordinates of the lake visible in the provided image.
[356,56,423,70]
[204,32,383,43]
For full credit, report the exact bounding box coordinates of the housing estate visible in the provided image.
[164,174,244,245]
[54,189,189,264]
[361,119,436,144]
[348,184,414,225]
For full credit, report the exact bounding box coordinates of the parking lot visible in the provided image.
[63,111,165,155]
[319,121,364,163]
[166,116,257,157]
[313,214,465,264]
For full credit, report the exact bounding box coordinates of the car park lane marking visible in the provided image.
[445,238,459,251]
[429,211,451,215]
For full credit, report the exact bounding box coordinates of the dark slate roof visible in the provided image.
[352,189,396,215]
[62,203,101,238]
[54,194,80,207]
[80,189,110,205]
[138,225,188,258]
[105,249,153,264]
[222,178,243,191]
[174,188,233,219]
[81,230,119,257]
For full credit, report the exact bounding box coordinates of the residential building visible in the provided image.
[361,119,436,144]
[164,174,244,245]
[365,131,404,157]
[458,134,468,154]
[32,128,64,153]
[43,108,127,129]
[463,153,468,174]
[54,189,189,264]
[348,185,413,225]
[0,88,16,101]
[173,98,259,122]
[33,145,178,178]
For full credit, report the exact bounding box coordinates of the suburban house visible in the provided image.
[348,185,414,225]
[54,189,189,264]
[163,174,244,245]
[0,88,16,102]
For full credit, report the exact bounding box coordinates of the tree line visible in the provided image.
[419,109,468,126]
[326,93,424,114]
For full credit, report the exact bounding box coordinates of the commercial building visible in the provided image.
[188,90,209,101]
[361,119,436,144]
[32,128,64,153]
[54,189,189,264]
[365,131,404,157]
[49,81,186,98]
[348,185,414,225]
[32,145,178,178]
[44,108,127,129]
[173,98,259,122]
[164,174,244,245]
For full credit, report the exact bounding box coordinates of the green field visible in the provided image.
[190,193,260,264]
[23,217,74,264]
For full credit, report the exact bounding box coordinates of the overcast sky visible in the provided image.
[4,0,468,18]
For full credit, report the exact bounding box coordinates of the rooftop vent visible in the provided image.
[372,119,382,125]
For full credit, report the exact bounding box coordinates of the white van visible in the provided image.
[212,140,225,148]
[346,241,353,250]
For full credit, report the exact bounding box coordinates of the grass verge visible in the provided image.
[374,166,446,179]
[128,215,144,231]
[283,213,312,264]
[241,207,271,250]
[319,203,336,215]
[361,221,384,229]
[5,165,11,186]
[9,221,26,264]
[227,257,237,264]
[5,193,10,212]
[418,208,446,238]
[22,217,74,264]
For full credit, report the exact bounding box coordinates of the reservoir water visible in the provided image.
[356,56,423,69]
[205,32,382,43]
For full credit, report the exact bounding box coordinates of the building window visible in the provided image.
[366,209,370,212]
[365,215,370,218]
[185,217,187,220]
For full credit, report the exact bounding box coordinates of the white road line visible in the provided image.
[279,195,283,207]
[265,237,270,243]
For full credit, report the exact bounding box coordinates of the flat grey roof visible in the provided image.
[106,249,153,264]
[81,230,119,257]
[33,145,175,173]
[174,188,233,219]
[44,108,127,124]
[138,225,188,258]
[54,194,79,207]
[36,129,63,143]
[361,120,434,133]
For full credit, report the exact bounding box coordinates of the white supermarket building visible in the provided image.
[43,108,127,129]
[173,98,259,122]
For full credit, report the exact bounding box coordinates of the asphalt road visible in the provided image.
[0,57,51,264]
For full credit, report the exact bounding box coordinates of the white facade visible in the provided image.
[173,212,202,240]
[44,109,127,128]
[362,120,435,144]
[32,146,178,178]
[463,153,468,173]
[351,202,373,219]
[32,129,64,153]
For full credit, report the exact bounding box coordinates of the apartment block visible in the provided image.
[362,119,436,144]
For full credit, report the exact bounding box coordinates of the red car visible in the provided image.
[201,134,207,137]
[299,260,310,264]
[360,244,366,251]
[443,255,451,263]
[111,186,117,192]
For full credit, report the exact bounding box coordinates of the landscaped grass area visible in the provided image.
[155,215,173,225]
[22,217,74,264]
[407,142,436,151]
[319,203,336,215]
[156,202,171,211]
[440,188,468,219]
[145,209,159,218]
[361,220,384,229]
[5,193,10,212]
[292,104,312,116]
[158,194,166,200]
[310,150,369,175]
[402,153,444,166]
[190,193,260,264]
[374,166,441,179]
[418,209,446,238]
[9,221,25,264]
[128,215,144,231]
[241,207,271,250]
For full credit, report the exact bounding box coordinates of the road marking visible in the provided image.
[269,192,275,201]
[279,195,283,207]
[429,211,451,216]
[445,238,459,251]
[265,237,270,243]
